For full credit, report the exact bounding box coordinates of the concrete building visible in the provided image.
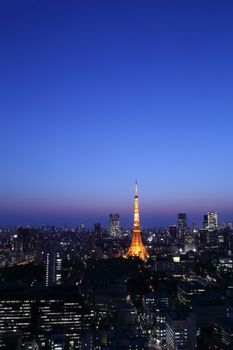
[45,244,62,287]
[109,214,121,238]
[178,213,187,240]
[207,211,218,231]
[0,286,94,349]
[166,311,196,350]
[214,318,233,348]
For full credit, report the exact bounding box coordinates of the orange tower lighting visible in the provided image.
[125,182,149,261]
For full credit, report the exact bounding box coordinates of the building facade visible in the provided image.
[109,214,121,238]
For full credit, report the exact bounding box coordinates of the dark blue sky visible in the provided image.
[1,0,233,227]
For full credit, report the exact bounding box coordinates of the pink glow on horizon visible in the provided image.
[0,195,233,216]
[1,186,233,225]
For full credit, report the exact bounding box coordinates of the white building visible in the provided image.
[109,213,121,237]
[207,211,218,231]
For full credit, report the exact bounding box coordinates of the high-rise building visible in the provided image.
[207,211,218,231]
[17,227,37,254]
[155,305,167,345]
[166,311,196,350]
[177,281,205,308]
[0,297,32,348]
[125,183,149,261]
[203,214,208,229]
[214,318,233,348]
[169,225,177,240]
[178,213,187,239]
[184,234,196,253]
[0,286,94,349]
[45,245,62,287]
[109,214,121,238]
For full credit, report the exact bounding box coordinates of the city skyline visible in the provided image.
[1,2,233,349]
[0,196,227,229]
[1,1,233,226]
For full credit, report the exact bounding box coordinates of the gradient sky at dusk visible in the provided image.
[1,0,233,227]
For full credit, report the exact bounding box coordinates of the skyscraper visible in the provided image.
[184,234,196,253]
[169,225,177,240]
[203,214,208,229]
[207,211,218,231]
[125,183,149,261]
[45,245,62,287]
[178,213,187,239]
[109,214,121,238]
[166,311,196,350]
[17,227,36,254]
[0,286,94,348]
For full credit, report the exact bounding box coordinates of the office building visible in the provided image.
[184,234,196,253]
[177,281,205,308]
[0,286,94,349]
[203,214,208,229]
[45,245,62,287]
[169,225,177,240]
[0,296,31,348]
[207,211,218,231]
[109,214,121,238]
[178,213,187,239]
[155,305,167,345]
[214,318,233,348]
[166,311,196,350]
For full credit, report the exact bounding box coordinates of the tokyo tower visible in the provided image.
[125,182,149,261]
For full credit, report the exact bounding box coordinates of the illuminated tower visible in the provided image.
[126,183,149,261]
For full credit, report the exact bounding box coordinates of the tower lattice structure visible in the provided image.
[125,183,149,261]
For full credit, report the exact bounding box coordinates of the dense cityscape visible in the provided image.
[1,1,233,349]
[0,185,232,349]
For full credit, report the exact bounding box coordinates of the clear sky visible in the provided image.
[1,0,233,227]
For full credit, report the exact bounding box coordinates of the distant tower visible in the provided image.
[125,183,149,261]
[207,211,218,231]
[90,226,97,252]
[90,223,101,257]
[109,214,121,237]
[178,213,187,239]
[203,214,208,229]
